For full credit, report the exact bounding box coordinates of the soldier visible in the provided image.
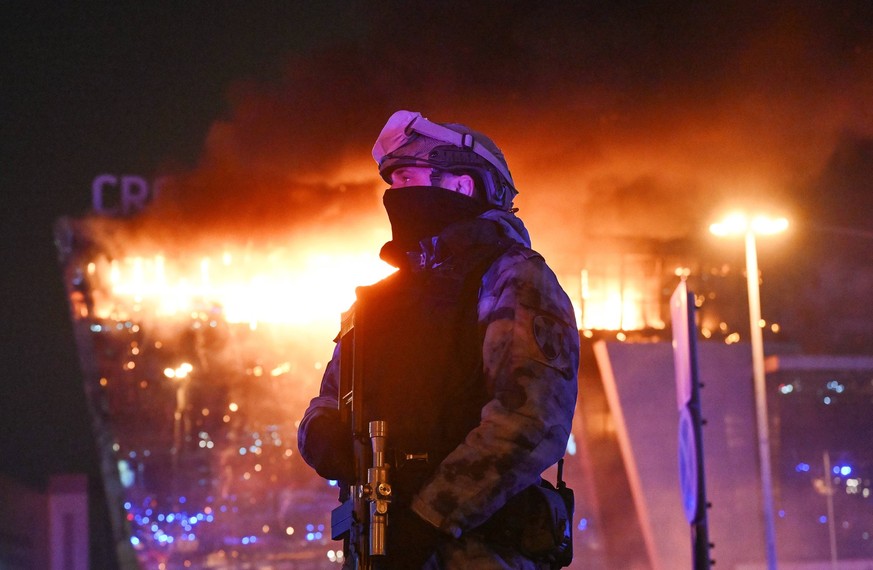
[298,110,579,569]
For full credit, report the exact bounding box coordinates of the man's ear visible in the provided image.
[456,174,475,197]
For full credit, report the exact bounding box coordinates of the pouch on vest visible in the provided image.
[475,459,574,568]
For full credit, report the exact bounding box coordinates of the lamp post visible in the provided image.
[710,213,788,570]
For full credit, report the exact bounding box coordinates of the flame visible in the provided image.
[580,266,666,332]
[88,240,395,329]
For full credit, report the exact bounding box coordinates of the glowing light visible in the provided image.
[90,246,394,327]
[709,212,789,237]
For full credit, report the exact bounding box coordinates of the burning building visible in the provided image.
[54,212,398,568]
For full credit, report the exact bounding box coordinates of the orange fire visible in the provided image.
[84,239,395,331]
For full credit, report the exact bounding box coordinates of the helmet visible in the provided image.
[372,110,518,210]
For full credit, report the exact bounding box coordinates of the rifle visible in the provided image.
[331,305,392,569]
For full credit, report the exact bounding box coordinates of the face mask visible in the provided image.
[382,186,487,252]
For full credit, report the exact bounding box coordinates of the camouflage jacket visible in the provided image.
[299,209,579,539]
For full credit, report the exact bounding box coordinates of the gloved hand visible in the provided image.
[386,508,444,569]
[298,408,354,482]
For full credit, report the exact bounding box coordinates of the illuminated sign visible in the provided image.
[91,174,167,216]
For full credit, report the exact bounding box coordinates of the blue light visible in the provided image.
[189,516,198,525]
[179,496,186,504]
[577,518,588,531]
[130,536,140,546]
[819,516,828,524]
[250,536,258,543]
[167,514,175,523]
[124,502,132,510]
[840,465,852,476]
[307,524,314,532]
[158,514,165,522]
[795,462,811,472]
[778,510,786,518]
[242,537,250,545]
[328,479,338,487]
[306,532,315,541]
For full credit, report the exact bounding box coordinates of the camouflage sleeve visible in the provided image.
[411,246,580,537]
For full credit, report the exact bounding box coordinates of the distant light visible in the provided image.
[577,518,589,531]
[130,536,140,546]
[779,384,794,395]
[795,462,810,472]
[819,515,828,524]
[751,215,789,235]
[710,212,789,237]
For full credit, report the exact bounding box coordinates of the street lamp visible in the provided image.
[710,212,788,570]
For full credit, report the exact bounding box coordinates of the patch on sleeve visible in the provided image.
[533,314,562,360]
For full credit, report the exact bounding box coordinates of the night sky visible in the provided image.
[2,0,872,492]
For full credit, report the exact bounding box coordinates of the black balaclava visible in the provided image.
[381,186,488,266]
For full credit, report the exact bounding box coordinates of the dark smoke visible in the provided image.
[111,1,873,273]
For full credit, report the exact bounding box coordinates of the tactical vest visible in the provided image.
[353,228,512,507]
